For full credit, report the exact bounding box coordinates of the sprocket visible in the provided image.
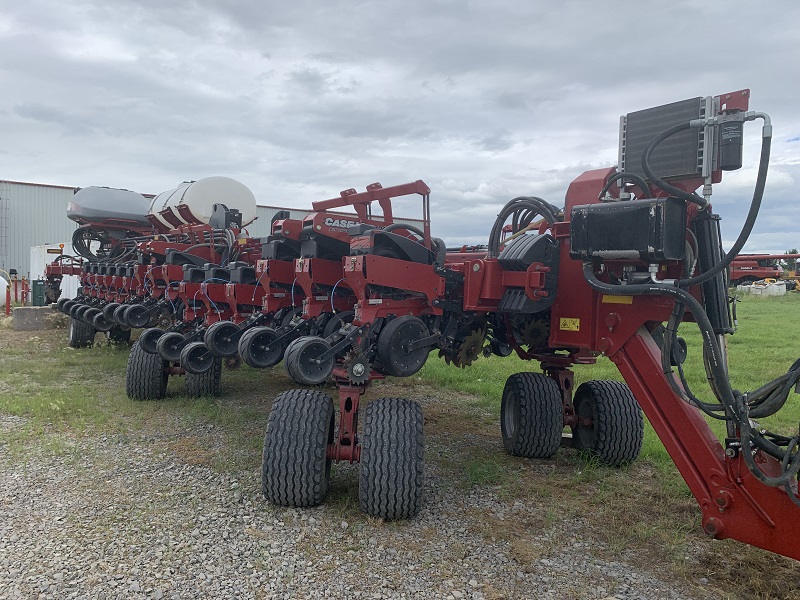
[343,351,371,385]
[454,326,486,368]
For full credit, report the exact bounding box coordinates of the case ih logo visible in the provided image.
[324,217,362,229]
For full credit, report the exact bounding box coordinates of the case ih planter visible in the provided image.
[45,90,800,562]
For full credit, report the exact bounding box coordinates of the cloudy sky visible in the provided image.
[1,0,799,252]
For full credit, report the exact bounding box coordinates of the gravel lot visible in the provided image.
[0,402,713,600]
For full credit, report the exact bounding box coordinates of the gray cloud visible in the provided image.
[1,0,799,252]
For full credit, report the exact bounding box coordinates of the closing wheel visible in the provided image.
[125,304,151,328]
[500,372,562,458]
[238,327,283,368]
[126,341,168,400]
[284,336,334,385]
[359,397,424,520]
[322,310,354,338]
[82,307,101,323]
[68,303,85,318]
[262,389,334,507]
[67,316,96,348]
[103,302,121,321]
[139,328,165,354]
[113,304,131,326]
[180,341,215,375]
[377,316,431,377]
[92,310,115,332]
[572,380,643,467]
[205,321,241,357]
[156,332,185,362]
[57,297,71,313]
[61,299,78,314]
[185,355,222,397]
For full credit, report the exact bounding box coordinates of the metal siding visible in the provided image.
[0,182,77,278]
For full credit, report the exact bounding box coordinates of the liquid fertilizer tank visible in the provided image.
[67,187,152,228]
[148,176,257,229]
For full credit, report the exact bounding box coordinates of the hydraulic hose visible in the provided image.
[583,262,800,488]
[597,172,652,200]
[487,197,560,259]
[641,122,707,207]
[641,113,773,288]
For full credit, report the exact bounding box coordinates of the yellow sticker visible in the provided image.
[601,295,633,304]
[560,318,580,331]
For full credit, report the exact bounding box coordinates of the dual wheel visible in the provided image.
[126,341,221,400]
[501,373,642,467]
[262,391,424,519]
[67,316,130,348]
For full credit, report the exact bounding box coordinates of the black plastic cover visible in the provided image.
[570,197,686,262]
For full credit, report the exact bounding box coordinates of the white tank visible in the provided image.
[148,176,257,229]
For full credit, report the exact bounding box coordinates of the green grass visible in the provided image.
[418,294,800,469]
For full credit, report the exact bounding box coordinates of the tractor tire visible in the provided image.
[262,389,334,507]
[67,317,96,348]
[185,356,222,398]
[500,372,562,458]
[572,380,643,467]
[107,325,131,345]
[126,341,168,400]
[359,397,424,520]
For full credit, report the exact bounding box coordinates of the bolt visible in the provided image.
[352,363,365,377]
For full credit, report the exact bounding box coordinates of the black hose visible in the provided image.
[641,122,707,207]
[487,197,560,259]
[598,172,652,200]
[583,262,800,489]
[678,135,772,287]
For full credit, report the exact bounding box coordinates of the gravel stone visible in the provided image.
[0,411,714,599]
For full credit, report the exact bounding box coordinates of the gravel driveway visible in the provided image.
[0,405,711,600]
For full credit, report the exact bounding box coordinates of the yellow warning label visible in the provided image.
[601,295,633,304]
[559,318,580,332]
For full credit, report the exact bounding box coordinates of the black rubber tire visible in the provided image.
[572,380,643,467]
[359,397,424,520]
[103,302,121,321]
[262,389,334,507]
[56,297,70,312]
[204,321,241,357]
[139,328,165,354]
[284,336,334,385]
[377,316,431,377]
[239,327,283,368]
[185,356,222,397]
[61,299,78,314]
[68,303,85,319]
[113,304,131,326]
[107,326,132,345]
[180,341,214,375]
[157,332,185,362]
[82,307,101,323]
[74,304,93,321]
[125,304,151,328]
[92,310,115,332]
[126,341,168,400]
[500,372,562,458]
[67,317,96,348]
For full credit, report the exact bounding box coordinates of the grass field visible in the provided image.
[1,293,799,597]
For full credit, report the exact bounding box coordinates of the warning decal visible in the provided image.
[559,318,580,332]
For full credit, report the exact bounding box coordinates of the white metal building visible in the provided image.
[0,180,79,278]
